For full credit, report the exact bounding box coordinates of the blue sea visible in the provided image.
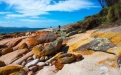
[0,27,45,34]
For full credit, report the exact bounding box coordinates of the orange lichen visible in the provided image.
[27,36,40,46]
[53,61,64,70]
[111,36,121,44]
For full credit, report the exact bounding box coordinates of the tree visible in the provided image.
[98,0,120,8]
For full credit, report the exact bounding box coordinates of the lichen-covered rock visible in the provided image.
[19,43,28,49]
[87,38,115,51]
[2,47,13,55]
[0,60,6,67]
[39,38,63,56]
[57,53,76,64]
[27,31,56,46]
[32,44,43,57]
[0,65,26,75]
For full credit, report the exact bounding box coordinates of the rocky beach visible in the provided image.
[0,26,121,75]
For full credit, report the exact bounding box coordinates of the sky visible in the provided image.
[0,0,102,28]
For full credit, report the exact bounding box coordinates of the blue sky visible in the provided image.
[0,0,102,28]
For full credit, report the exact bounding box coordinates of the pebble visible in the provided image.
[33,55,37,59]
[37,62,46,66]
[40,56,45,62]
[29,66,37,72]
[25,59,39,67]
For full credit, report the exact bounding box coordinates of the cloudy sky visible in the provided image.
[0,0,102,28]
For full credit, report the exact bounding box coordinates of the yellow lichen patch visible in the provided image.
[111,36,121,44]
[97,32,111,38]
[107,48,113,53]
[19,43,28,49]
[73,50,94,56]
[116,41,121,46]
[117,47,121,57]
[32,46,42,57]
[0,65,25,75]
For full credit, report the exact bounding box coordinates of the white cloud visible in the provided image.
[0,12,12,14]
[0,0,98,17]
[20,19,58,23]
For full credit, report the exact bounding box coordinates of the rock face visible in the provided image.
[0,65,26,75]
[0,49,28,65]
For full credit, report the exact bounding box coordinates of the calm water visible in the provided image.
[0,27,45,34]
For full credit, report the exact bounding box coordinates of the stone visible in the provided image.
[26,57,34,62]
[21,61,26,66]
[0,49,28,65]
[33,55,37,59]
[12,51,33,65]
[32,44,43,57]
[39,38,63,56]
[0,65,26,75]
[6,38,23,48]
[45,56,49,61]
[0,60,6,67]
[40,56,45,62]
[25,59,39,67]
[2,47,13,55]
[29,66,37,72]
[37,62,46,66]
[19,43,28,49]
[27,31,56,46]
[57,53,76,64]
[13,38,29,50]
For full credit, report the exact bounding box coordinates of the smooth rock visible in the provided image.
[33,55,37,59]
[0,49,28,65]
[40,56,45,62]
[12,51,33,65]
[25,59,39,67]
[37,62,46,66]
[29,66,37,72]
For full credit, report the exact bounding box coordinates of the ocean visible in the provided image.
[0,27,45,34]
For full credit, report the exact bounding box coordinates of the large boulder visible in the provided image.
[0,65,26,75]
[0,49,28,65]
[27,31,56,46]
[39,38,63,56]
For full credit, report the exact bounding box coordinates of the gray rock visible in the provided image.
[25,59,39,67]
